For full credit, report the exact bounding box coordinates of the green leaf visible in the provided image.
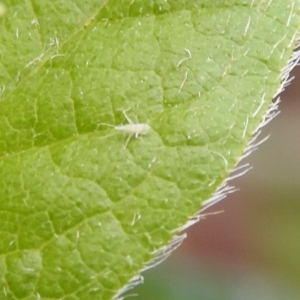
[0,3,6,17]
[0,1,299,299]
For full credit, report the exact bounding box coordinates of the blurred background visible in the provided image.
[127,65,300,300]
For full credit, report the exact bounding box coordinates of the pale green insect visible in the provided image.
[99,110,150,148]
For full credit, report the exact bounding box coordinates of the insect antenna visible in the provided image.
[97,122,116,130]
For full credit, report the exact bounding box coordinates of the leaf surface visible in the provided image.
[0,1,299,299]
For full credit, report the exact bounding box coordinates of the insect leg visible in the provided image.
[124,133,134,148]
[122,109,134,125]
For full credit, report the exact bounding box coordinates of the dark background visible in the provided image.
[130,65,300,300]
